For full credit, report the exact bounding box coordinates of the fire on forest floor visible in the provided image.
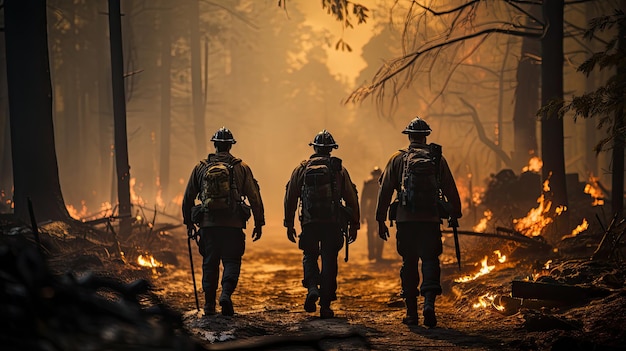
[1,213,625,350]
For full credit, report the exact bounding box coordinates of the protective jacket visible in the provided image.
[284,154,360,228]
[376,142,462,223]
[182,151,265,228]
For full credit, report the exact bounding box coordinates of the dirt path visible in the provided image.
[152,225,526,350]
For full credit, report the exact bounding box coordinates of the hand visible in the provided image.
[378,221,389,241]
[287,227,297,243]
[186,223,196,236]
[448,218,459,228]
[252,226,262,241]
[348,226,358,244]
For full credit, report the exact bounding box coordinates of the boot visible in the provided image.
[203,303,216,316]
[402,297,418,325]
[219,293,234,317]
[319,304,334,319]
[304,286,320,313]
[204,292,217,316]
[423,293,437,328]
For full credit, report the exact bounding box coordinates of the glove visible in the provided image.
[252,226,262,241]
[287,227,297,243]
[448,217,459,228]
[348,225,358,244]
[378,221,389,241]
[186,223,196,236]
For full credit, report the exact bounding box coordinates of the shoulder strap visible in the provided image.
[429,143,443,186]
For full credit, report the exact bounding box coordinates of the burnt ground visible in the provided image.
[2,215,626,351]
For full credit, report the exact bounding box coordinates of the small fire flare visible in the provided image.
[137,254,163,268]
[454,256,495,283]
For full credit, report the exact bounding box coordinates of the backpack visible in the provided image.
[198,157,241,212]
[300,156,341,220]
[399,144,442,215]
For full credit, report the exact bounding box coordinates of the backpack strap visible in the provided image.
[429,143,443,187]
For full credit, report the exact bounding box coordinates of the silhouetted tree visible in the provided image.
[4,0,71,223]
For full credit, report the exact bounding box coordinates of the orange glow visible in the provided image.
[522,156,543,173]
[130,178,146,206]
[472,293,504,311]
[512,194,554,237]
[137,254,162,268]
[454,256,495,283]
[473,210,492,233]
[493,250,506,263]
[67,200,89,220]
[584,175,605,206]
[561,218,588,240]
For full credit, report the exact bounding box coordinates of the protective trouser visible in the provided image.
[298,222,344,306]
[198,227,246,307]
[395,221,443,299]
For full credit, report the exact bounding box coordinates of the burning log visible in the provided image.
[441,227,552,251]
[511,280,611,302]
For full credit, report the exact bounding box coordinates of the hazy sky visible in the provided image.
[295,0,380,86]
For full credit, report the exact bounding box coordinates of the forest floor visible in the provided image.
[2,216,626,350]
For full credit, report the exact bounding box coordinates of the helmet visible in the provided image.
[371,166,382,176]
[309,129,338,149]
[402,117,431,135]
[211,127,236,144]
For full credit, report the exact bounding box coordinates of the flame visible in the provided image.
[472,293,504,311]
[512,179,567,238]
[454,256,495,283]
[513,194,554,237]
[130,178,146,206]
[473,210,492,232]
[584,175,605,206]
[544,259,552,270]
[522,156,543,173]
[137,254,162,268]
[494,250,506,263]
[561,218,589,240]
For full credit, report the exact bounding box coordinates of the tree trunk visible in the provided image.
[108,0,132,236]
[96,0,114,205]
[611,9,625,217]
[189,0,207,159]
[541,0,569,239]
[512,6,541,171]
[5,0,70,223]
[159,5,172,202]
[0,32,12,201]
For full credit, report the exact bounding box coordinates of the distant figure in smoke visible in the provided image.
[284,130,360,319]
[361,166,384,261]
[182,127,265,317]
[376,117,462,327]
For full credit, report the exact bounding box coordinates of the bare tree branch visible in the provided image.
[410,0,482,16]
[459,97,512,166]
[346,26,542,103]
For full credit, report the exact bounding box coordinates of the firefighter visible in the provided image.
[361,166,384,261]
[182,127,265,317]
[284,130,360,318]
[376,117,462,327]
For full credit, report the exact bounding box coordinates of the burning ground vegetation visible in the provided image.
[1,169,625,351]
